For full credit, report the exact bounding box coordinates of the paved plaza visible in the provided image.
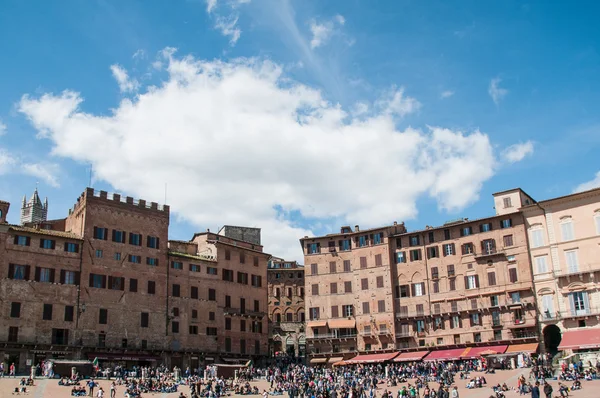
[0,369,598,398]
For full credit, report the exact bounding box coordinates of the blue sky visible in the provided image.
[1,0,599,260]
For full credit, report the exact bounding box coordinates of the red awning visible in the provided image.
[423,348,466,361]
[346,352,399,364]
[559,329,600,350]
[393,351,429,362]
[460,345,508,359]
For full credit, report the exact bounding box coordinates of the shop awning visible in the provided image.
[86,353,160,361]
[346,352,399,364]
[328,357,344,364]
[308,321,327,328]
[332,360,347,366]
[327,319,356,329]
[460,345,507,359]
[505,343,539,354]
[309,358,328,364]
[559,329,600,350]
[393,351,429,362]
[424,348,466,361]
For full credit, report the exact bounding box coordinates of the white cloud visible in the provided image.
[488,77,508,105]
[206,0,217,13]
[0,118,6,136]
[502,141,534,163]
[0,150,15,173]
[110,64,140,93]
[215,15,241,45]
[574,171,600,193]
[310,15,345,49]
[132,49,146,60]
[440,90,454,99]
[18,51,499,261]
[21,163,60,188]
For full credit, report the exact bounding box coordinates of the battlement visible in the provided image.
[69,188,170,216]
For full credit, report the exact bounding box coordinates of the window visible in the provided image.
[114,252,122,261]
[141,312,149,327]
[189,264,201,272]
[449,278,456,291]
[208,288,216,301]
[376,276,384,288]
[375,254,382,266]
[474,332,481,343]
[509,268,518,283]
[311,284,319,295]
[42,304,53,320]
[237,272,249,284]
[172,284,180,297]
[431,267,439,279]
[501,219,512,229]
[511,292,521,304]
[465,275,479,290]
[340,239,351,251]
[342,305,353,317]
[344,281,352,293]
[443,243,455,256]
[415,320,425,332]
[224,338,232,353]
[309,307,320,320]
[409,235,420,246]
[361,278,369,290]
[487,272,496,286]
[121,339,128,348]
[171,261,183,270]
[451,316,461,329]
[490,295,499,307]
[461,226,473,237]
[172,307,180,317]
[148,281,156,294]
[462,243,474,255]
[93,227,108,240]
[130,278,138,292]
[535,256,548,273]
[595,213,600,235]
[503,197,512,208]
[470,313,480,326]
[427,246,439,258]
[251,274,262,288]
[147,236,159,249]
[362,302,370,314]
[428,231,435,243]
[222,269,234,282]
[359,235,367,247]
[225,318,232,330]
[310,263,318,275]
[565,250,579,273]
[432,281,439,293]
[434,317,444,330]
[209,312,215,321]
[206,327,217,336]
[412,283,425,297]
[64,242,79,253]
[190,286,198,299]
[330,282,337,294]
[560,218,575,241]
[40,239,55,249]
[503,235,514,247]
[396,285,409,298]
[343,260,351,272]
[480,223,492,232]
[360,257,367,268]
[99,309,108,324]
[129,233,142,246]
[15,235,30,246]
[89,274,106,289]
[95,249,103,258]
[8,326,18,342]
[409,249,422,261]
[331,306,339,318]
[396,251,406,263]
[307,243,320,254]
[207,267,218,275]
[51,328,69,345]
[112,230,126,243]
[10,302,21,318]
[36,267,53,283]
[168,321,178,334]
[444,229,451,240]
[377,300,386,313]
[481,239,496,255]
[98,333,106,348]
[530,228,544,248]
[447,264,455,277]
[128,255,141,264]
[109,276,124,291]
[328,261,336,273]
[374,232,383,244]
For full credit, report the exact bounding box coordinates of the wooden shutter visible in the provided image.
[13,235,18,244]
[89,274,94,287]
[8,264,14,278]
[102,275,107,289]
[49,269,55,283]
[147,236,151,247]
[488,272,496,286]
[360,257,367,268]
[431,267,438,277]
[451,243,456,255]
[39,239,44,248]
[509,268,518,283]
[60,270,66,284]
[474,275,480,288]
[411,284,416,297]
[375,254,382,266]
[421,283,426,295]
[74,272,80,285]
[108,276,113,289]
[64,242,68,251]
[464,276,468,289]
[94,227,98,238]
[34,266,41,282]
[120,277,125,291]
[26,236,31,246]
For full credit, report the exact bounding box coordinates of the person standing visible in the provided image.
[531,381,540,398]
[450,386,459,398]
[97,386,104,398]
[0,362,4,377]
[88,379,96,397]
[543,382,552,398]
[110,381,116,398]
[9,363,15,378]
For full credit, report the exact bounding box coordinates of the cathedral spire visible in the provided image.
[20,186,48,225]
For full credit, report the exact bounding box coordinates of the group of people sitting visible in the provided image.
[69,385,88,396]
[464,375,487,389]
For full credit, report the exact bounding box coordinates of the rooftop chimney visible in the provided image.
[393,221,398,226]
[355,225,360,232]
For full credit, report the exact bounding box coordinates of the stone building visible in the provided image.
[0,188,269,372]
[20,188,48,225]
[267,257,305,358]
[515,187,600,360]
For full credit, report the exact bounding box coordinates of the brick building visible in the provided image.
[267,257,305,358]
[301,190,539,363]
[0,188,269,372]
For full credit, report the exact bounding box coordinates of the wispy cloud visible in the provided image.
[488,77,508,105]
[206,0,217,13]
[21,163,61,188]
[573,171,600,193]
[110,64,140,93]
[440,90,454,99]
[215,15,241,45]
[132,49,146,60]
[310,14,345,49]
[502,141,534,163]
[0,118,6,136]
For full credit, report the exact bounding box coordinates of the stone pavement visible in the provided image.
[0,372,598,398]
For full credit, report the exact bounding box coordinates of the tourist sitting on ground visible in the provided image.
[571,379,581,390]
[71,386,87,396]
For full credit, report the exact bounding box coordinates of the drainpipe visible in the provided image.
[75,237,84,357]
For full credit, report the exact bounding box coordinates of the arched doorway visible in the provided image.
[543,324,562,353]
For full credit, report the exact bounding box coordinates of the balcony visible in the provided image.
[308,333,357,340]
[491,320,502,328]
[431,273,439,280]
[396,309,429,319]
[416,331,426,338]
[562,307,600,319]
[540,311,562,322]
[395,331,412,338]
[554,263,600,279]
[474,248,505,260]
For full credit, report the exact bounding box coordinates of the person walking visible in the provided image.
[110,381,116,398]
[9,363,15,378]
[450,386,459,398]
[531,381,540,398]
[543,382,552,398]
[97,386,104,398]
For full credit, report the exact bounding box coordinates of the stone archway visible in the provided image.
[543,324,561,353]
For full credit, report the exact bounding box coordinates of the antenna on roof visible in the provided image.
[88,163,93,188]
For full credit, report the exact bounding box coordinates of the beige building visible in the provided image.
[515,187,600,357]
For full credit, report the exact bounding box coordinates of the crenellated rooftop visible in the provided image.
[69,188,170,215]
